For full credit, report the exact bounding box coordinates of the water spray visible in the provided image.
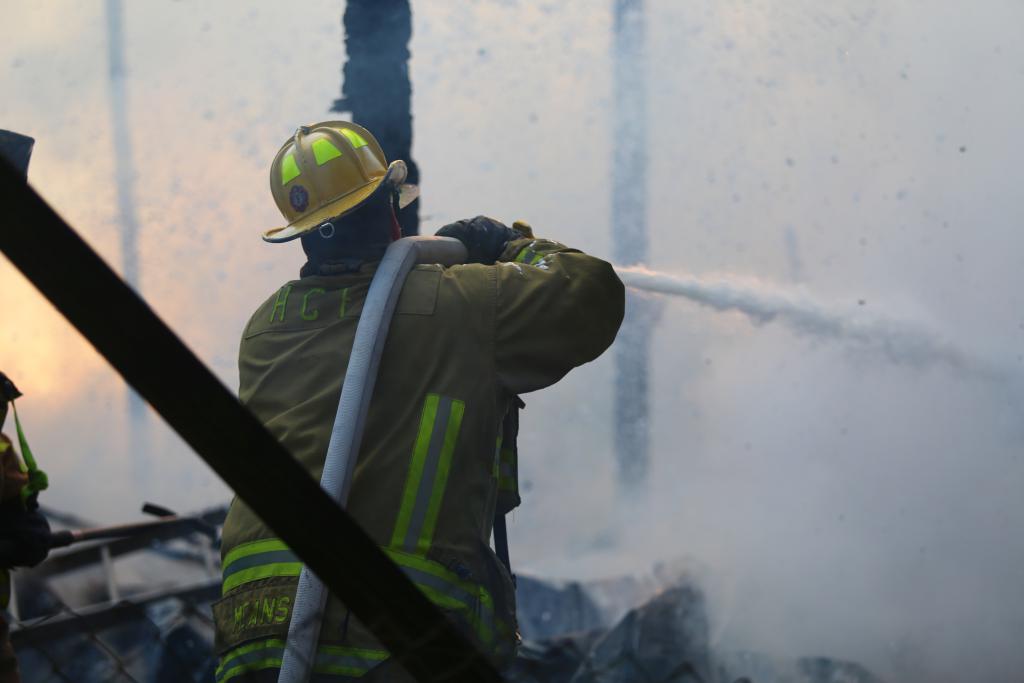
[615,265,1007,384]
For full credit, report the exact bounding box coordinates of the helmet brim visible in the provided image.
[262,160,416,243]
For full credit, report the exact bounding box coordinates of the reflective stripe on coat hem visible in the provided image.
[216,638,388,682]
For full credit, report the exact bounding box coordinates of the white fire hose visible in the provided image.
[278,236,468,683]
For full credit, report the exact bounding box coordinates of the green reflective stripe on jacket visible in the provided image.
[216,638,285,682]
[216,638,388,682]
[315,643,390,676]
[391,394,465,555]
[223,538,291,568]
[384,547,497,644]
[218,538,502,648]
[513,247,536,264]
[512,242,549,266]
[222,538,301,595]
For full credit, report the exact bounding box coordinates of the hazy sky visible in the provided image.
[2,2,1023,681]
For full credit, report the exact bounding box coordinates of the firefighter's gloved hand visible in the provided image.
[0,499,51,568]
[435,216,523,265]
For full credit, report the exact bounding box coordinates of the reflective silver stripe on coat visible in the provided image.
[401,396,455,552]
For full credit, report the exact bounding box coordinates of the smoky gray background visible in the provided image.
[2,2,1023,681]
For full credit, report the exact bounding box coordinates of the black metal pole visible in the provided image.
[0,131,34,177]
[333,0,419,236]
[105,0,149,483]
[612,0,652,492]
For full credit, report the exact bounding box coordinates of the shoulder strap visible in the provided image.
[494,396,525,584]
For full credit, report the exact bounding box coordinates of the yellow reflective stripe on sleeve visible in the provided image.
[222,561,303,595]
[223,538,291,570]
[216,638,285,682]
[384,547,496,644]
[513,246,548,266]
[391,394,465,554]
[514,248,535,263]
[339,128,369,149]
[280,153,301,185]
[216,639,388,682]
[316,644,389,676]
[221,538,301,595]
[312,138,343,165]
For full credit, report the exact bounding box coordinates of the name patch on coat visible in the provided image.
[212,581,294,653]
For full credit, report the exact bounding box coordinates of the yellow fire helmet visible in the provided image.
[262,120,419,243]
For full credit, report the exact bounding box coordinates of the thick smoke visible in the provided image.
[4,2,1024,681]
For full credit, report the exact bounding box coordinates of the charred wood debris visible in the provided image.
[10,507,883,683]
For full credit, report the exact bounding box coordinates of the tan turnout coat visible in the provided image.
[215,233,624,682]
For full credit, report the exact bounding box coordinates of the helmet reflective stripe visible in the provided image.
[312,138,343,166]
[339,128,369,149]
[280,153,301,185]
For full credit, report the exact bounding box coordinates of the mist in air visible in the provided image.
[618,265,1018,383]
[2,2,1023,682]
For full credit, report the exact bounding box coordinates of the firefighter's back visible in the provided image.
[217,232,623,682]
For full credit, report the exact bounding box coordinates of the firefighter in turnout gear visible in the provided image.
[0,374,52,683]
[214,121,624,681]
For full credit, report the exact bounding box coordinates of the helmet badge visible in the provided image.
[289,185,309,212]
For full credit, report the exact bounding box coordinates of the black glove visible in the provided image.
[435,216,524,265]
[0,498,51,568]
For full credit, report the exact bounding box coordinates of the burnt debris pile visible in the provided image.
[11,506,225,682]
[510,575,884,683]
[10,502,884,682]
